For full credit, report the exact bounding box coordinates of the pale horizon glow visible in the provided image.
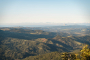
[0,0,90,25]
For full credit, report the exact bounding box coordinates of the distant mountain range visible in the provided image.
[0,23,90,27]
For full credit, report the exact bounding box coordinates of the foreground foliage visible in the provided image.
[61,44,90,60]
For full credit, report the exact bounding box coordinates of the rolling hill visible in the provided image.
[0,25,90,60]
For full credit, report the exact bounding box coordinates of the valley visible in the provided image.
[0,25,90,60]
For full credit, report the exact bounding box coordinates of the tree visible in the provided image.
[61,52,69,60]
[80,44,90,60]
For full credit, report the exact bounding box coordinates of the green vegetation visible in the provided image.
[21,52,62,60]
[0,26,90,60]
[20,44,90,60]
[80,45,90,60]
[61,44,90,60]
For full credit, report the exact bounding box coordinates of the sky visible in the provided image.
[0,0,90,26]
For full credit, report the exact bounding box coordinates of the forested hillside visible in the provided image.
[0,26,90,60]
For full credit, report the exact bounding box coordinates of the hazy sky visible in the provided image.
[0,0,90,25]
